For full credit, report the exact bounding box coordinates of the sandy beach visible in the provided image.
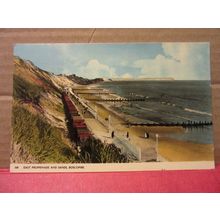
[72,84,214,162]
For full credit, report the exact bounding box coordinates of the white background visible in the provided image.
[0,194,220,220]
[0,0,219,219]
[0,0,219,27]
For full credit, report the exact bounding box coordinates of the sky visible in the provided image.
[14,43,210,80]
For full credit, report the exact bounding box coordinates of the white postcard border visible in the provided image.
[10,161,215,173]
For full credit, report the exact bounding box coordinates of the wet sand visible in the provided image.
[158,138,213,161]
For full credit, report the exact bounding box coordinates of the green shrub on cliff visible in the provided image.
[13,75,43,104]
[79,137,128,163]
[13,106,76,163]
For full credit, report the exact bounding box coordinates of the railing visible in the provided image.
[70,91,97,117]
[113,135,141,161]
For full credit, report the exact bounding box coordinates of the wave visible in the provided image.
[184,108,212,116]
[133,104,192,121]
[133,104,157,113]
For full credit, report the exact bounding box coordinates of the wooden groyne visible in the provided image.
[87,98,146,102]
[125,121,212,127]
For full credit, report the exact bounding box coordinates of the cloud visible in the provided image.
[121,73,133,79]
[134,54,179,78]
[120,60,129,66]
[45,45,124,79]
[133,43,210,80]
[79,59,118,79]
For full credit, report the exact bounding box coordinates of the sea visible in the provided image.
[98,80,213,144]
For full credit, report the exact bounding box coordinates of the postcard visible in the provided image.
[10,43,214,172]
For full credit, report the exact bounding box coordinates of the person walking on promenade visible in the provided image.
[144,132,149,139]
[126,131,129,139]
[111,131,115,139]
